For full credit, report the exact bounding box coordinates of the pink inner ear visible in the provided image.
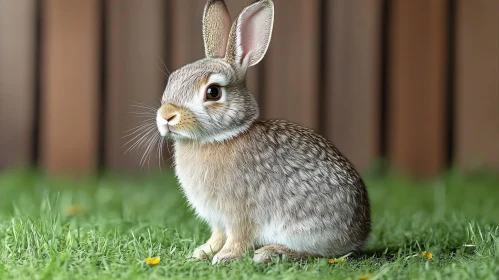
[239,6,267,65]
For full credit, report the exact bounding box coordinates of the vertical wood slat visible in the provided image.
[169,0,205,70]
[455,0,499,170]
[40,0,100,174]
[324,0,382,171]
[263,0,321,130]
[106,0,166,171]
[0,1,36,169]
[387,0,448,176]
[6,0,498,176]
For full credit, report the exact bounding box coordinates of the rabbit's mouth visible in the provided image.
[157,111,176,137]
[165,125,181,136]
[158,123,178,137]
[157,120,183,139]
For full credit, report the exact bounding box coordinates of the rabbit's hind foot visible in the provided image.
[253,245,317,263]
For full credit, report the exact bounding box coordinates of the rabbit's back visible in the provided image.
[174,119,371,257]
[247,120,370,255]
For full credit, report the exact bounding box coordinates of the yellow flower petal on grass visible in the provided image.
[328,258,345,264]
[420,251,433,259]
[65,205,85,216]
[146,257,160,265]
[358,275,371,280]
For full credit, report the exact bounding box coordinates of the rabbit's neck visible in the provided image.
[173,136,244,161]
[172,126,254,183]
[173,134,251,228]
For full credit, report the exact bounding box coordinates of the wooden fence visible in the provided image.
[0,0,498,177]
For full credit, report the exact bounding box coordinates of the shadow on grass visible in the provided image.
[352,247,403,261]
[351,244,477,262]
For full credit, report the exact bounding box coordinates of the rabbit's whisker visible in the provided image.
[123,127,156,154]
[121,123,156,144]
[157,136,163,169]
[125,129,157,155]
[129,103,157,112]
[159,57,171,76]
[157,66,169,78]
[151,134,161,168]
[128,111,156,116]
[140,133,159,168]
[122,121,155,136]
[130,100,159,107]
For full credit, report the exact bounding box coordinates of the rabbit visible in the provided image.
[156,0,371,264]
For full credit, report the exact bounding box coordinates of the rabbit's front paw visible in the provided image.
[191,229,226,260]
[211,249,243,264]
[192,245,218,260]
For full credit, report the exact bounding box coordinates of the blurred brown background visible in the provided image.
[0,0,498,177]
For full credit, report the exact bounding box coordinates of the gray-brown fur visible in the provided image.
[156,0,371,264]
[203,0,232,58]
[175,120,371,260]
[254,245,320,263]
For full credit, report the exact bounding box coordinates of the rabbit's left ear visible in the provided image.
[203,0,232,58]
[226,0,274,69]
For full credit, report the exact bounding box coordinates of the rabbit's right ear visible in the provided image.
[203,0,232,58]
[225,0,274,69]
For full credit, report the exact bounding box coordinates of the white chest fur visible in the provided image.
[173,140,239,229]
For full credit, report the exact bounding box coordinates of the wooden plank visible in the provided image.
[0,1,36,169]
[387,0,448,176]
[40,0,100,175]
[106,0,166,171]
[169,0,206,69]
[324,0,382,171]
[262,0,321,130]
[455,0,499,170]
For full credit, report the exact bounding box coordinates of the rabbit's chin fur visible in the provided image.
[173,119,371,262]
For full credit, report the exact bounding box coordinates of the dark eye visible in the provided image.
[205,85,222,101]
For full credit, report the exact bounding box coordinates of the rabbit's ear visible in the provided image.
[226,0,274,69]
[203,0,232,58]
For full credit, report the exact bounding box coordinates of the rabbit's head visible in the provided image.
[157,0,274,143]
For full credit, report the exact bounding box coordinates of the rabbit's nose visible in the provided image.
[159,103,181,125]
[165,112,180,126]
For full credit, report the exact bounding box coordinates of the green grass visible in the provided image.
[0,168,498,279]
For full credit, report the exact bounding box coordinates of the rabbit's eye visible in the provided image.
[205,85,222,101]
